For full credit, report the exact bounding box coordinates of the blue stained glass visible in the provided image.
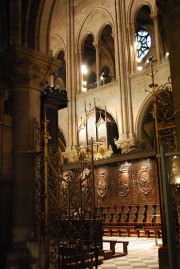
[135,29,151,59]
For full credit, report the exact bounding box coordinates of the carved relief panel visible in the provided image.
[115,162,132,205]
[95,165,114,207]
[94,157,159,207]
[135,159,158,204]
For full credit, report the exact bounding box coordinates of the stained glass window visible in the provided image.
[135,29,151,59]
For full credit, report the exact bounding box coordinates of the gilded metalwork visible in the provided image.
[146,58,176,153]
[156,77,176,150]
[34,119,101,269]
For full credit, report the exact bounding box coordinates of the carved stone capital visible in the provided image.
[1,45,61,90]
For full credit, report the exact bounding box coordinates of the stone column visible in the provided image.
[76,49,81,93]
[114,0,135,144]
[66,0,77,153]
[113,9,123,136]
[165,3,180,150]
[127,23,137,74]
[1,46,60,269]
[151,12,161,64]
[114,0,126,136]
[93,41,100,87]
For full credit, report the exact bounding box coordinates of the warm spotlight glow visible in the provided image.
[82,81,87,86]
[81,64,88,74]
[166,52,169,56]
[175,177,180,184]
[81,87,87,92]
[137,65,143,71]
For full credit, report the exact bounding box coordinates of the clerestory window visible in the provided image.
[135,29,151,59]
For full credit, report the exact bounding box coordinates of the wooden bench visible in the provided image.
[103,238,129,256]
[100,205,162,239]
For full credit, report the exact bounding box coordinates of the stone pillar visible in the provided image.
[76,49,81,93]
[127,23,137,74]
[114,0,126,136]
[151,12,161,64]
[113,6,123,136]
[165,3,180,150]
[1,46,59,269]
[94,41,100,87]
[66,0,77,152]
[114,0,135,143]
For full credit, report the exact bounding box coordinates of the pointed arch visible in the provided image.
[76,7,114,51]
[136,95,153,141]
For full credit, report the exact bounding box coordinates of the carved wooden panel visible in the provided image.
[95,157,159,207]
[135,158,158,204]
[115,162,132,205]
[95,165,114,207]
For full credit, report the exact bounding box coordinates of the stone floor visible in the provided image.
[97,236,162,269]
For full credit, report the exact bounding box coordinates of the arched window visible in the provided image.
[135,5,154,67]
[81,34,96,91]
[135,29,151,59]
[100,25,116,83]
[87,72,97,90]
[80,24,115,92]
[100,66,111,85]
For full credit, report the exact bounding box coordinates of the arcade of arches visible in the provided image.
[0,1,180,269]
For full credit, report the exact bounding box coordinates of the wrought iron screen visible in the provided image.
[33,119,102,269]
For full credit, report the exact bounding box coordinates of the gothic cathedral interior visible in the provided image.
[0,1,180,269]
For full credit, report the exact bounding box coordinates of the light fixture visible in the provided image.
[81,64,88,74]
[175,177,180,184]
[137,65,143,71]
[81,64,88,92]
[100,72,105,81]
[81,87,87,92]
[82,81,87,86]
[146,56,153,64]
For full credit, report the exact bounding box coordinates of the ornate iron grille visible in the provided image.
[33,119,102,269]
[156,78,176,150]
